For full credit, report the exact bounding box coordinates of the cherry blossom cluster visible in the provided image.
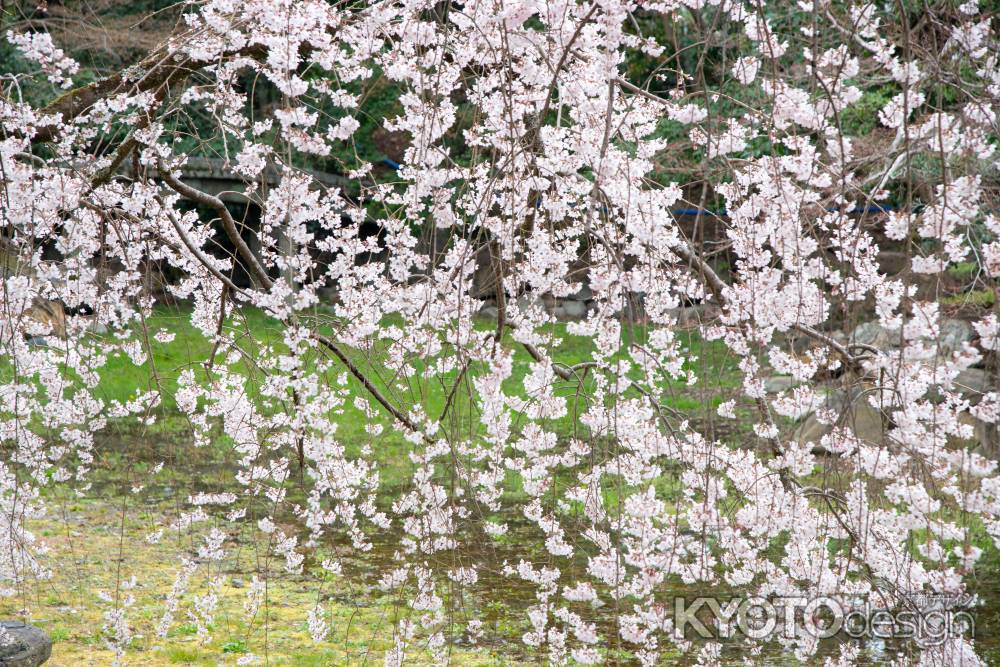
[1,0,998,664]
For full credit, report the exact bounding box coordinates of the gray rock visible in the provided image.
[974,420,1000,460]
[478,305,499,320]
[0,621,51,666]
[24,299,66,339]
[795,388,884,450]
[558,299,588,320]
[789,329,849,355]
[313,303,337,316]
[928,367,993,404]
[954,368,993,404]
[764,376,799,394]
[850,321,894,350]
[85,318,108,335]
[937,319,975,357]
[848,318,974,360]
[830,330,849,347]
[953,412,1000,461]
[668,304,720,328]
[567,284,592,301]
[471,247,502,298]
[515,293,546,315]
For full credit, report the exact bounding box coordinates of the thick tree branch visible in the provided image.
[159,167,273,289]
[25,41,277,145]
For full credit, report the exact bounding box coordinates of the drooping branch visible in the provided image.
[159,167,273,290]
[669,236,874,371]
[158,169,427,439]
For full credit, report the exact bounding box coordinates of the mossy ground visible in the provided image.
[8,496,514,665]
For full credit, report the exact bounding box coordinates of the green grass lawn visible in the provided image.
[64,302,743,491]
[85,303,740,417]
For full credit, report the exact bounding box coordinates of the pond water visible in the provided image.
[83,431,1000,665]
[330,524,1000,665]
